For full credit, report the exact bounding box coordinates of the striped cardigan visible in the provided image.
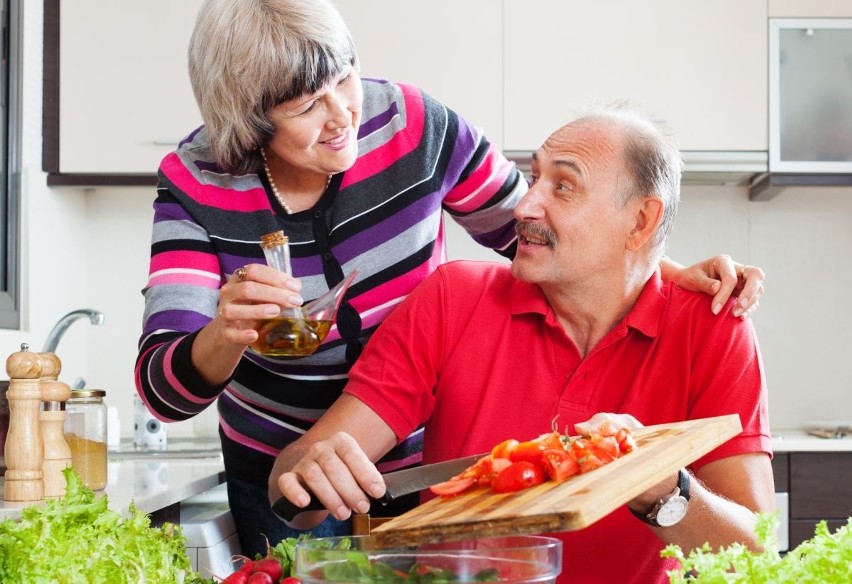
[135,78,526,486]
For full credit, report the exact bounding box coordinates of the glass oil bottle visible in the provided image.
[250,231,357,358]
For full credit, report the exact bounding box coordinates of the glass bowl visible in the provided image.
[294,534,562,583]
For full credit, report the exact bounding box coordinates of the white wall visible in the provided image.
[7,2,852,441]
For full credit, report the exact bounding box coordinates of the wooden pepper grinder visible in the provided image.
[39,352,72,498]
[3,343,45,501]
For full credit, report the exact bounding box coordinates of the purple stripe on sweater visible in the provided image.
[329,193,441,266]
[146,309,210,335]
[194,159,222,173]
[471,221,518,250]
[359,100,400,139]
[179,126,203,147]
[154,201,195,222]
[220,391,290,435]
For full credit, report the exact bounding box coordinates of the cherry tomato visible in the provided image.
[492,461,546,494]
[532,431,565,450]
[541,448,580,481]
[429,476,476,497]
[508,440,548,466]
[589,434,620,463]
[616,427,637,453]
[491,438,519,460]
[578,452,605,473]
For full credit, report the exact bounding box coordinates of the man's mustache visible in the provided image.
[515,221,556,246]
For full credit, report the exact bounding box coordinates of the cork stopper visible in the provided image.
[6,343,43,379]
[260,230,288,248]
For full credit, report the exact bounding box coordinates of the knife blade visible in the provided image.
[272,452,487,522]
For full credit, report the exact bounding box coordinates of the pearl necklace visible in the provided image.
[260,148,332,214]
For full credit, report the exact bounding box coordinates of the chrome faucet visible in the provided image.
[43,309,106,353]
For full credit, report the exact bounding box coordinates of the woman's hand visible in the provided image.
[216,263,304,346]
[661,255,765,320]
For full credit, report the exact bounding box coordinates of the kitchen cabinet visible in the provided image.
[334,0,503,148]
[770,0,852,17]
[502,0,767,153]
[43,0,203,182]
[787,452,852,548]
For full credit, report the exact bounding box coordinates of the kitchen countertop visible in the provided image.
[0,439,225,521]
[771,429,852,452]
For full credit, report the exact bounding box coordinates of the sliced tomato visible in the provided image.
[615,427,637,453]
[578,452,605,473]
[541,448,580,482]
[589,434,620,463]
[491,438,520,460]
[508,440,548,466]
[492,461,546,494]
[532,431,565,450]
[429,476,476,497]
[459,456,493,480]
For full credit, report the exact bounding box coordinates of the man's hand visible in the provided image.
[272,431,387,526]
[662,255,765,320]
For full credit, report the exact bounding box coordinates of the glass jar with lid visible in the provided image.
[64,389,108,490]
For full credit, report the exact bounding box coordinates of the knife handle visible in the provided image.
[272,493,391,523]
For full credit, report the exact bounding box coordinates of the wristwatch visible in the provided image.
[631,469,691,527]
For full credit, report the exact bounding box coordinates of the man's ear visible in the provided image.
[626,197,664,251]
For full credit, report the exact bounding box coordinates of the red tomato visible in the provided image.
[492,461,546,494]
[429,476,476,497]
[589,435,620,463]
[491,438,519,460]
[541,448,580,481]
[578,452,605,473]
[616,427,637,453]
[508,440,548,466]
[532,431,565,450]
[459,456,493,480]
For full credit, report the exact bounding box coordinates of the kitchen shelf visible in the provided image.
[749,173,852,201]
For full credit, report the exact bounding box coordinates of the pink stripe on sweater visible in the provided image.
[161,342,217,406]
[160,153,273,212]
[150,250,220,274]
[342,85,425,188]
[221,418,279,456]
[444,148,513,213]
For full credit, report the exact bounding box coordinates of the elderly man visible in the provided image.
[270,107,775,583]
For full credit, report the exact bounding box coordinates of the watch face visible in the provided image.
[655,496,689,527]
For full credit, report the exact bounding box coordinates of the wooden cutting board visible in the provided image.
[370,414,742,547]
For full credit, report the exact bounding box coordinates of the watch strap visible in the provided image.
[629,468,690,526]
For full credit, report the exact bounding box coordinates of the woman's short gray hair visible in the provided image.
[188,0,358,173]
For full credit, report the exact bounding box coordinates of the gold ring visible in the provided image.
[234,267,247,282]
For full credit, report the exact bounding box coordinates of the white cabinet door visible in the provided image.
[59,0,203,174]
[335,0,504,148]
[770,0,852,17]
[503,0,767,152]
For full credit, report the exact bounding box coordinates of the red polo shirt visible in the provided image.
[346,260,771,584]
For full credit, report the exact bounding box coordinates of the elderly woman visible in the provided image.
[135,0,765,558]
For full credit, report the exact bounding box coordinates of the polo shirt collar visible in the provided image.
[508,270,667,339]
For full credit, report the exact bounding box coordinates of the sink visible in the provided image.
[108,438,222,460]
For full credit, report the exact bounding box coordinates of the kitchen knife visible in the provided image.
[272,452,487,522]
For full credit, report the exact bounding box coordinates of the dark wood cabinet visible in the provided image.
[784,452,852,549]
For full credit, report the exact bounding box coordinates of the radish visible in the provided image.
[221,571,250,584]
[252,558,283,580]
[246,572,274,584]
